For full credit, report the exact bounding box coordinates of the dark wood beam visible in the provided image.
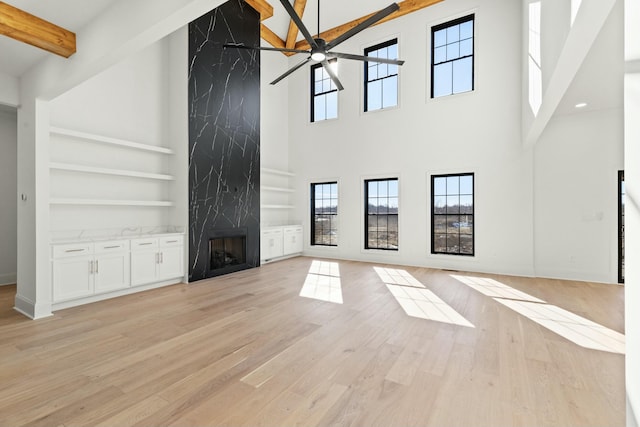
[0,1,76,58]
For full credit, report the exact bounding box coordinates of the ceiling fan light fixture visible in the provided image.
[311,51,326,61]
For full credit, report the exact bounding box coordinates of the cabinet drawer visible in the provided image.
[94,240,129,254]
[283,226,303,234]
[130,238,159,250]
[52,242,94,259]
[159,235,184,247]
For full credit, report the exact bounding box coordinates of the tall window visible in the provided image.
[365,178,398,250]
[619,170,625,284]
[311,182,338,246]
[432,173,474,255]
[431,14,474,98]
[364,39,399,111]
[311,61,338,122]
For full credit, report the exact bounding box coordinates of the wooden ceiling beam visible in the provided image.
[293,0,444,51]
[285,0,307,49]
[245,0,274,21]
[0,1,76,58]
[261,23,286,49]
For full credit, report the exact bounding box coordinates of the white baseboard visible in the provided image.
[13,294,53,320]
[0,272,16,286]
[51,278,183,312]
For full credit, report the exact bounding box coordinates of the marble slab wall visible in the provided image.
[188,0,260,282]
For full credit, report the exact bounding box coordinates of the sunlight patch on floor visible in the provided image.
[299,260,343,304]
[450,274,545,302]
[375,267,474,327]
[451,274,625,354]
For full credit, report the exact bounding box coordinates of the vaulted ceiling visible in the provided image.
[0,0,442,78]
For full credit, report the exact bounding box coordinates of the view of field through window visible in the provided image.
[366,178,399,250]
[432,173,474,255]
[311,182,338,246]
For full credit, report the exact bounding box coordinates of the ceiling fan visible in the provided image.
[224,0,405,90]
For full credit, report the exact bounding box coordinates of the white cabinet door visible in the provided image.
[158,246,184,280]
[131,250,159,286]
[261,229,283,260]
[94,252,130,293]
[283,226,303,255]
[52,256,94,302]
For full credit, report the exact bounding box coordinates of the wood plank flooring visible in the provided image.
[0,257,625,426]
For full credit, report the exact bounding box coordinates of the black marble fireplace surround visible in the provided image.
[188,0,260,282]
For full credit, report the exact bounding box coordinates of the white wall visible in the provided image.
[284,0,534,275]
[49,39,173,232]
[261,40,293,227]
[625,0,640,423]
[534,108,623,283]
[0,109,17,285]
[0,72,19,107]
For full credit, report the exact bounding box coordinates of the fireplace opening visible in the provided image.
[209,235,247,270]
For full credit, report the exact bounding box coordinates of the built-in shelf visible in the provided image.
[261,168,295,177]
[261,186,295,193]
[50,127,174,155]
[50,162,175,181]
[50,198,174,207]
[261,204,295,209]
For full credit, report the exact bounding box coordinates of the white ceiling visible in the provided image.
[0,0,116,77]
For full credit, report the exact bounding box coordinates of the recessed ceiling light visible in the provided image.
[575,102,588,108]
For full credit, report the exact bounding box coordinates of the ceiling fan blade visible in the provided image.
[331,52,405,65]
[279,0,318,49]
[321,59,344,91]
[271,56,313,85]
[326,3,399,50]
[224,43,309,55]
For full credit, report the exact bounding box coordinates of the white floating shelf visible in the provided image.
[50,162,174,181]
[50,198,174,207]
[261,204,295,209]
[261,186,295,193]
[261,168,295,177]
[50,127,174,155]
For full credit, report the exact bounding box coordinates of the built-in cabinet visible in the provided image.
[51,240,130,302]
[260,225,303,262]
[131,236,184,286]
[51,233,184,307]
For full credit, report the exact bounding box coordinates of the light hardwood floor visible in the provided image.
[0,257,625,426]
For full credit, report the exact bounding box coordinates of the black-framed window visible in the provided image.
[311,61,338,122]
[364,39,399,112]
[311,182,338,246]
[432,173,474,255]
[365,178,398,250]
[431,14,474,98]
[619,170,625,284]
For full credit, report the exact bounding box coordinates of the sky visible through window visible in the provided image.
[432,16,474,98]
[366,40,399,111]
